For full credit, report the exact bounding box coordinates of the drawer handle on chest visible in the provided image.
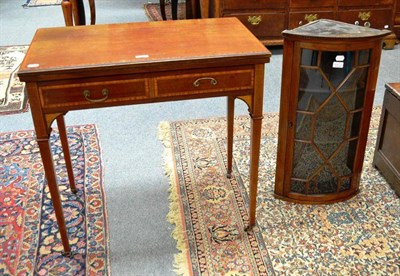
[248,16,262,26]
[193,77,218,87]
[83,88,109,103]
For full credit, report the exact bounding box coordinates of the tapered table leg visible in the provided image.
[247,63,265,229]
[227,96,235,178]
[247,115,263,228]
[37,138,71,254]
[56,115,77,193]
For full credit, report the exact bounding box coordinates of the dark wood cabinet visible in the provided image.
[212,0,397,48]
[373,83,400,197]
[274,20,390,204]
[394,0,400,37]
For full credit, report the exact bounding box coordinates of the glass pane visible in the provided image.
[309,165,338,194]
[338,67,368,110]
[292,142,324,180]
[340,177,351,191]
[320,51,355,88]
[314,95,347,158]
[298,68,331,112]
[358,49,370,65]
[301,49,319,66]
[295,112,313,140]
[345,111,362,138]
[330,142,353,177]
[290,180,306,193]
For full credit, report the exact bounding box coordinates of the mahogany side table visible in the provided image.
[18,18,271,254]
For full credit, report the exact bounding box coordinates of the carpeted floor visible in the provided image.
[144,3,186,21]
[160,106,400,275]
[0,45,29,115]
[0,125,109,275]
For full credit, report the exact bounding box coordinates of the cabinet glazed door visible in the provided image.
[289,48,371,195]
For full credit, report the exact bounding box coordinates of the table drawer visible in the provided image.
[290,0,335,9]
[336,9,393,29]
[40,78,149,109]
[155,69,254,97]
[289,11,334,29]
[225,13,286,40]
[337,0,393,7]
[223,0,285,10]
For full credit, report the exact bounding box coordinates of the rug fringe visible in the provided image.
[158,121,191,276]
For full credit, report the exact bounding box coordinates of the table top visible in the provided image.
[18,18,271,81]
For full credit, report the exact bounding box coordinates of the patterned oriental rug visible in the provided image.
[159,106,400,275]
[0,125,110,275]
[144,3,186,21]
[0,46,29,116]
[23,0,62,7]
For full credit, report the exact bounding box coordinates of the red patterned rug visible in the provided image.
[159,107,400,275]
[0,125,109,275]
[0,46,29,116]
[144,3,186,21]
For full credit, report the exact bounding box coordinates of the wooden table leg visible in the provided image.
[37,137,71,254]
[171,0,178,20]
[247,64,265,229]
[247,115,262,228]
[227,96,235,178]
[56,115,77,193]
[160,0,167,20]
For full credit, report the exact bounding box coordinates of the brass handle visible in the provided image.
[193,77,218,87]
[358,11,371,21]
[248,16,262,26]
[364,21,371,28]
[83,88,109,103]
[304,14,318,23]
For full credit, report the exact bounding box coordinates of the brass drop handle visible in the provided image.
[358,11,371,21]
[248,16,262,26]
[193,77,218,87]
[364,21,371,28]
[83,88,109,103]
[304,14,318,23]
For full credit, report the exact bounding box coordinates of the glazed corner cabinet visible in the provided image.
[212,0,398,49]
[274,19,390,204]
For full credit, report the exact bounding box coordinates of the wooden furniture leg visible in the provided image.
[247,64,265,229]
[37,137,71,254]
[56,115,77,193]
[171,0,178,20]
[186,0,193,19]
[227,96,235,178]
[61,0,73,26]
[160,0,167,20]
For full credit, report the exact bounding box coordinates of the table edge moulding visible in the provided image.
[18,18,271,254]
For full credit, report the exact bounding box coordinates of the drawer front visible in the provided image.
[223,0,285,10]
[338,0,393,7]
[156,70,254,97]
[40,78,149,109]
[289,11,334,29]
[290,0,335,9]
[336,9,393,29]
[225,13,286,39]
